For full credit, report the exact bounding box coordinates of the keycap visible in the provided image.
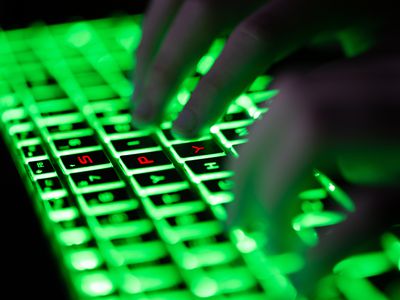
[29,159,56,175]
[103,123,137,134]
[97,210,142,226]
[61,150,110,169]
[70,168,120,188]
[121,151,172,170]
[172,140,224,158]
[133,169,185,188]
[83,188,132,207]
[222,111,251,123]
[47,121,88,134]
[220,126,249,141]
[37,177,63,193]
[79,271,115,297]
[203,178,234,193]
[111,136,157,152]
[94,209,153,238]
[14,130,37,141]
[186,157,228,175]
[31,85,67,102]
[22,144,45,158]
[54,135,98,151]
[148,189,199,207]
[68,248,104,271]
[166,209,215,227]
[125,264,182,293]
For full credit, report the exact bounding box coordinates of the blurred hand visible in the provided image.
[226,53,400,297]
[132,0,399,297]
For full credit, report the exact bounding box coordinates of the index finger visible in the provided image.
[132,0,184,109]
[172,0,380,138]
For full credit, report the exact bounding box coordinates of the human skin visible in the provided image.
[131,0,399,297]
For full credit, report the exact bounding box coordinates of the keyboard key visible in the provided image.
[125,264,182,293]
[95,209,153,238]
[29,159,55,175]
[172,140,224,158]
[83,188,132,207]
[162,129,176,141]
[54,135,98,151]
[220,126,249,141]
[133,169,185,188]
[71,168,120,188]
[79,271,115,297]
[61,150,110,169]
[148,189,199,207]
[111,136,157,152]
[158,208,222,242]
[14,130,37,141]
[81,187,139,214]
[97,210,142,226]
[47,122,88,134]
[37,177,63,193]
[121,151,172,170]
[222,111,251,123]
[103,123,137,134]
[166,210,215,227]
[203,178,234,193]
[68,248,104,271]
[22,144,45,158]
[186,157,228,175]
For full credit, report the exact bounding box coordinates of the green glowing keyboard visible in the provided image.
[0,15,399,300]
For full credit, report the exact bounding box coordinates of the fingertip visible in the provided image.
[131,100,156,129]
[171,107,201,139]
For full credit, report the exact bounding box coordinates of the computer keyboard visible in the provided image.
[0,15,399,300]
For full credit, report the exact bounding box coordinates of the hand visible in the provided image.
[225,51,400,297]
[131,0,395,137]
[132,0,399,297]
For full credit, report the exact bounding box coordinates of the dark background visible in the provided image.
[0,0,148,29]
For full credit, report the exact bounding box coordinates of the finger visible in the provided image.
[225,86,320,253]
[172,0,385,138]
[132,0,184,109]
[133,0,263,126]
[226,54,400,247]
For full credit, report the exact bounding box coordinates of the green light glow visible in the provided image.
[334,252,394,278]
[191,276,218,298]
[59,227,91,246]
[314,170,355,211]
[298,188,327,200]
[80,272,115,297]
[336,276,387,300]
[248,75,273,92]
[1,14,396,300]
[292,211,346,231]
[67,24,93,48]
[381,233,400,269]
[231,228,258,253]
[69,249,103,270]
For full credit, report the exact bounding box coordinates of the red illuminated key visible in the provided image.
[120,151,171,170]
[61,151,110,169]
[172,140,223,158]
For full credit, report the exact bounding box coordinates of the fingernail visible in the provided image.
[172,108,199,139]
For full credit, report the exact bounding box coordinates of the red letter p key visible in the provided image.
[137,156,154,165]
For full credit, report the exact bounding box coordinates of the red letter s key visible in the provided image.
[77,155,93,165]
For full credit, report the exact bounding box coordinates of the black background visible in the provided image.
[0,1,148,29]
